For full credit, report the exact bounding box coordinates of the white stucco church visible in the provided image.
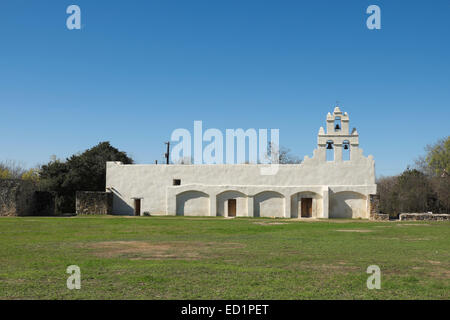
[106,107,377,218]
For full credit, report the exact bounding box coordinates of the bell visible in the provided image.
[344,144,349,150]
[335,124,341,130]
[326,142,333,149]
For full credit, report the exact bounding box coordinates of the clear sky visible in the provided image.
[0,0,449,177]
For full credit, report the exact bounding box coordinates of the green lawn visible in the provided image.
[0,216,448,299]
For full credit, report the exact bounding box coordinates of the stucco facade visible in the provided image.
[106,107,377,218]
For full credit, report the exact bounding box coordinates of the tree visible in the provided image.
[377,168,436,217]
[39,159,70,212]
[0,160,26,179]
[423,137,450,213]
[64,142,133,191]
[432,173,450,213]
[21,168,40,183]
[425,136,450,176]
[267,142,302,164]
[40,142,133,213]
[377,175,399,216]
[414,136,450,213]
[396,168,434,213]
[0,168,12,179]
[379,136,450,215]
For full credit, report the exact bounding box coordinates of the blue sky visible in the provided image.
[0,0,449,176]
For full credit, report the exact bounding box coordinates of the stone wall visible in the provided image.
[368,194,389,221]
[76,191,113,215]
[0,179,34,216]
[0,179,55,216]
[368,194,380,217]
[372,213,389,221]
[399,213,450,221]
[368,194,387,220]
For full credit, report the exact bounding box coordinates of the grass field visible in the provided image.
[0,216,448,299]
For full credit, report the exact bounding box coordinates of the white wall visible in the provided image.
[105,108,376,219]
[329,191,367,218]
[176,191,209,216]
[254,191,285,218]
[106,160,376,218]
[290,192,323,218]
[216,191,247,217]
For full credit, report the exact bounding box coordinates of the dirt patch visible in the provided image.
[318,264,359,271]
[291,219,369,223]
[428,267,450,280]
[290,262,359,273]
[253,222,288,226]
[397,224,431,226]
[85,241,244,260]
[336,229,373,233]
[428,260,441,265]
[326,219,370,223]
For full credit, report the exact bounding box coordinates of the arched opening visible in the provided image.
[254,191,284,218]
[290,192,322,218]
[326,140,334,161]
[216,190,247,217]
[343,140,350,161]
[329,191,367,218]
[334,116,341,132]
[176,191,209,216]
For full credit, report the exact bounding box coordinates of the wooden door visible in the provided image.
[301,198,312,218]
[134,199,141,216]
[228,199,236,217]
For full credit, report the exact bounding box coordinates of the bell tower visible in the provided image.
[316,106,359,162]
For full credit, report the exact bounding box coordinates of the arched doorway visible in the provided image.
[216,190,247,217]
[176,191,210,216]
[290,192,322,218]
[254,191,284,218]
[329,191,367,218]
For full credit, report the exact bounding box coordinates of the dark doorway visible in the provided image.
[301,198,312,218]
[228,199,236,217]
[134,199,141,216]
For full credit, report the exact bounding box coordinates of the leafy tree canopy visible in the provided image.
[21,168,40,183]
[425,136,450,176]
[40,142,133,212]
[0,160,26,179]
[379,136,450,216]
[0,168,12,179]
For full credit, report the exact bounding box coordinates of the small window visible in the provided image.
[173,179,181,186]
